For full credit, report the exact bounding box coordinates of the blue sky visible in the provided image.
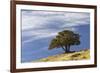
[21,10,90,62]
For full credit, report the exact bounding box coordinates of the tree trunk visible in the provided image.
[65,45,70,53]
[67,45,70,52]
[65,45,68,53]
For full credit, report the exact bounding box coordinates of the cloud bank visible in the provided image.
[21,10,90,44]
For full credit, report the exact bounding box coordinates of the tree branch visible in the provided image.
[61,45,66,51]
[59,40,66,51]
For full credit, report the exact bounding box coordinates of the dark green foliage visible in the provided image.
[48,30,80,53]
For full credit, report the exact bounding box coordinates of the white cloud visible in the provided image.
[22,16,49,30]
[21,10,90,44]
[22,10,65,16]
[22,27,76,44]
[22,32,57,44]
[22,11,90,30]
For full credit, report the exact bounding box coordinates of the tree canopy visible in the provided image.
[48,30,80,53]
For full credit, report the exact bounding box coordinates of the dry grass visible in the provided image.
[34,49,90,62]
